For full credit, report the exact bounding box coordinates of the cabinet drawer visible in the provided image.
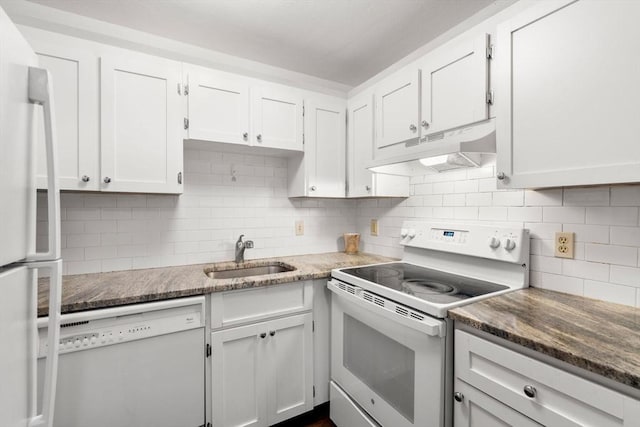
[210,281,313,329]
[453,379,541,427]
[455,330,640,427]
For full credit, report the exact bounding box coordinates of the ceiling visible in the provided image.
[25,0,494,86]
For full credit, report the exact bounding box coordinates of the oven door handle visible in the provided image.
[328,279,445,337]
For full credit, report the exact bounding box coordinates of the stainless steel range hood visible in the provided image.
[368,119,496,176]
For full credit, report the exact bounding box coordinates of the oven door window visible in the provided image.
[343,314,415,422]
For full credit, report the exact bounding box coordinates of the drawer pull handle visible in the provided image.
[453,392,464,403]
[523,385,537,398]
[269,330,276,336]
[260,333,266,339]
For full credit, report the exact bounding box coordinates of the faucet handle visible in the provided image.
[245,240,254,249]
[236,234,244,243]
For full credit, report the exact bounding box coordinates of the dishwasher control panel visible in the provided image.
[38,297,205,357]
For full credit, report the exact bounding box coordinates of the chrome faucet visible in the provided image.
[235,234,254,263]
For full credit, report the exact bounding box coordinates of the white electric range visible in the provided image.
[328,221,530,427]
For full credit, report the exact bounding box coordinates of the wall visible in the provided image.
[355,159,640,308]
[37,147,357,275]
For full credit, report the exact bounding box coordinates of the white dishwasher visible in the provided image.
[37,296,206,427]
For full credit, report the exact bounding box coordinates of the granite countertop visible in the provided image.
[38,252,396,316]
[449,288,640,391]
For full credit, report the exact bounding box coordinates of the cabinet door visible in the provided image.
[100,53,183,193]
[251,86,303,151]
[374,69,420,150]
[186,65,250,145]
[496,0,640,188]
[421,33,489,136]
[304,98,346,197]
[33,42,99,190]
[266,313,314,426]
[453,380,542,427]
[347,93,409,198]
[211,323,268,427]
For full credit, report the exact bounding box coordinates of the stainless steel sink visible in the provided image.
[205,263,296,279]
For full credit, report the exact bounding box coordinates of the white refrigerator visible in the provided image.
[0,6,62,427]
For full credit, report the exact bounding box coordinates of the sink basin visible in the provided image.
[205,262,296,279]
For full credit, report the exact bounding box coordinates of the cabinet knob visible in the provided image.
[243,132,248,140]
[497,172,507,180]
[454,392,464,403]
[103,177,111,184]
[269,330,276,336]
[260,333,267,339]
[81,175,90,183]
[365,185,371,191]
[409,124,417,132]
[310,186,317,191]
[256,134,262,142]
[523,385,536,398]
[421,120,430,129]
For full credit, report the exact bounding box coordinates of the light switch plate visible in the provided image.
[295,220,304,236]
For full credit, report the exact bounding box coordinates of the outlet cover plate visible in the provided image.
[370,219,378,236]
[554,232,574,259]
[295,220,304,236]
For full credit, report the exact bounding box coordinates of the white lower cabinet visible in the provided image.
[211,313,314,427]
[453,379,541,427]
[454,330,640,427]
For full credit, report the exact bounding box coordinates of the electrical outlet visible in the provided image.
[370,219,378,236]
[554,232,574,259]
[295,220,304,236]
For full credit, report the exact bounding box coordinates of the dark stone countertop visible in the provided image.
[38,252,397,316]
[449,288,640,391]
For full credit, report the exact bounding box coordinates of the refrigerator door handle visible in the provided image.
[26,259,62,427]
[27,67,61,261]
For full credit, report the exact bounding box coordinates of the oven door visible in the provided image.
[328,279,448,427]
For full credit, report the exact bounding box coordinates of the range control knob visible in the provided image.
[488,236,500,249]
[502,238,516,251]
[400,228,409,238]
[407,229,417,238]
[74,339,81,348]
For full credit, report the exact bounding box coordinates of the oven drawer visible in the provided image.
[455,330,639,427]
[330,381,379,427]
[210,280,312,329]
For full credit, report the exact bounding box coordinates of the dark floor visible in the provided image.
[273,403,336,427]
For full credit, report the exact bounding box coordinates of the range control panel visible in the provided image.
[38,301,203,358]
[400,221,530,265]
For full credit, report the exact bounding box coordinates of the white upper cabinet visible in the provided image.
[496,0,640,189]
[251,86,304,152]
[374,69,421,151]
[289,97,346,197]
[421,33,490,137]
[101,52,183,194]
[27,31,100,191]
[347,92,408,198]
[185,65,250,145]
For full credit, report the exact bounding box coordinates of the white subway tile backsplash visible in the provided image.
[507,207,542,222]
[66,208,101,221]
[443,194,466,206]
[432,182,455,194]
[536,272,584,295]
[562,224,609,244]
[67,234,100,248]
[454,180,478,194]
[585,243,637,267]
[586,207,638,226]
[610,226,640,247]
[561,259,609,282]
[610,265,640,287]
[492,191,524,206]
[530,255,562,274]
[583,280,636,306]
[563,187,610,206]
[477,206,508,221]
[525,223,561,240]
[466,192,492,206]
[543,207,585,224]
[524,189,563,206]
[611,186,640,206]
